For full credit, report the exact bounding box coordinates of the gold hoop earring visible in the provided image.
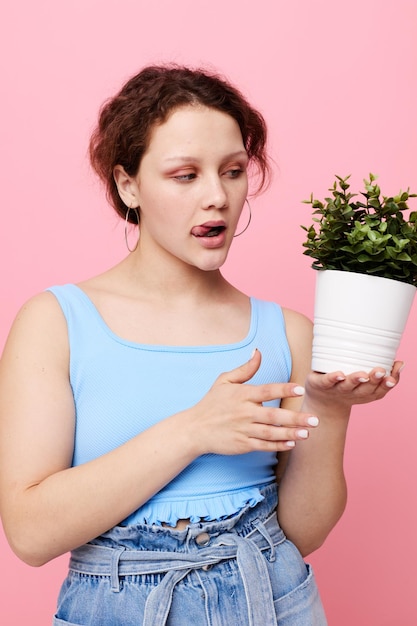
[124,206,140,253]
[233,199,252,237]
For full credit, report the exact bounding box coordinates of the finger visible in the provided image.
[338,369,397,394]
[368,368,387,384]
[253,406,319,429]
[351,363,404,387]
[216,350,305,401]
[248,437,299,452]
[217,348,262,385]
[309,370,347,388]
[249,423,315,445]
[329,370,372,390]
[247,382,306,404]
[354,367,400,390]
[378,361,403,389]
[390,360,404,379]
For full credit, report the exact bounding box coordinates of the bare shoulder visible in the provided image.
[6,290,67,329]
[3,291,67,342]
[281,307,312,336]
[281,307,311,324]
[1,290,69,365]
[281,307,313,383]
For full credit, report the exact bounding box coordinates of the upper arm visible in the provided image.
[0,292,75,520]
[282,307,313,392]
[276,308,313,480]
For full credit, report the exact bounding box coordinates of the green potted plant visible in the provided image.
[301,174,417,374]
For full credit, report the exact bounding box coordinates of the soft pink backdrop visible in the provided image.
[1,1,416,624]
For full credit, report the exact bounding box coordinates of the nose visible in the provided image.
[202,174,228,210]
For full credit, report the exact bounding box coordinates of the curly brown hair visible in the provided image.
[89,64,271,222]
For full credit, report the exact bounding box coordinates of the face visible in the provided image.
[116,105,249,272]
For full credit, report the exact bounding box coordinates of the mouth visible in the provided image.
[191,222,227,238]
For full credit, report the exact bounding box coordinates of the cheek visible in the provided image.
[137,187,170,217]
[230,182,249,209]
[140,198,188,236]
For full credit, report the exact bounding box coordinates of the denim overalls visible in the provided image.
[53,483,327,625]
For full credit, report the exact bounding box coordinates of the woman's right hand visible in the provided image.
[189,349,319,456]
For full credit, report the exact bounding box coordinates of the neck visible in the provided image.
[116,251,233,303]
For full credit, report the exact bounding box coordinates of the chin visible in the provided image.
[195,257,227,272]
[186,245,231,272]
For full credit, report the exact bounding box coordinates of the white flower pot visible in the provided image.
[312,270,416,375]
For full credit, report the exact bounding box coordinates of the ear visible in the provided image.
[113,165,140,208]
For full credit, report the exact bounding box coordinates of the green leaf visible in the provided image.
[300,173,417,285]
[397,252,412,261]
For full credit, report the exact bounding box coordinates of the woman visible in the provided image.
[0,65,401,625]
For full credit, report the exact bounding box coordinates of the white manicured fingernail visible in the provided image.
[293,386,305,396]
[286,441,296,448]
[297,429,309,439]
[385,380,396,388]
[375,371,386,379]
[307,416,319,426]
[358,377,369,383]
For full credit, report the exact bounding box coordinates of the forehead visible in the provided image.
[145,105,245,156]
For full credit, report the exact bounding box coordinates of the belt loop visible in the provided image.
[253,519,276,562]
[110,548,125,592]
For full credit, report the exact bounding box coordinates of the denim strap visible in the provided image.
[70,511,283,626]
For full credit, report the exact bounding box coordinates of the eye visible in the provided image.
[223,160,247,178]
[173,172,197,182]
[225,168,244,179]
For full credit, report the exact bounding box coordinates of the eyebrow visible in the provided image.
[163,150,249,164]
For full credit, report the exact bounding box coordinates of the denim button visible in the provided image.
[202,563,213,571]
[195,532,210,546]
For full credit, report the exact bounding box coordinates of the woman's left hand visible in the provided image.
[304,360,403,413]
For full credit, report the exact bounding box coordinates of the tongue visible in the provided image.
[191,225,213,237]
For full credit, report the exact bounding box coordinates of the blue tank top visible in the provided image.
[47,285,292,526]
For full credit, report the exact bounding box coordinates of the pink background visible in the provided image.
[1,1,416,623]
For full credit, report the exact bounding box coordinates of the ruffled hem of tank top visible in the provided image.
[128,486,267,526]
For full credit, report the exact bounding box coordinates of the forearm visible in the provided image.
[278,309,401,557]
[3,411,196,567]
[277,404,350,556]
